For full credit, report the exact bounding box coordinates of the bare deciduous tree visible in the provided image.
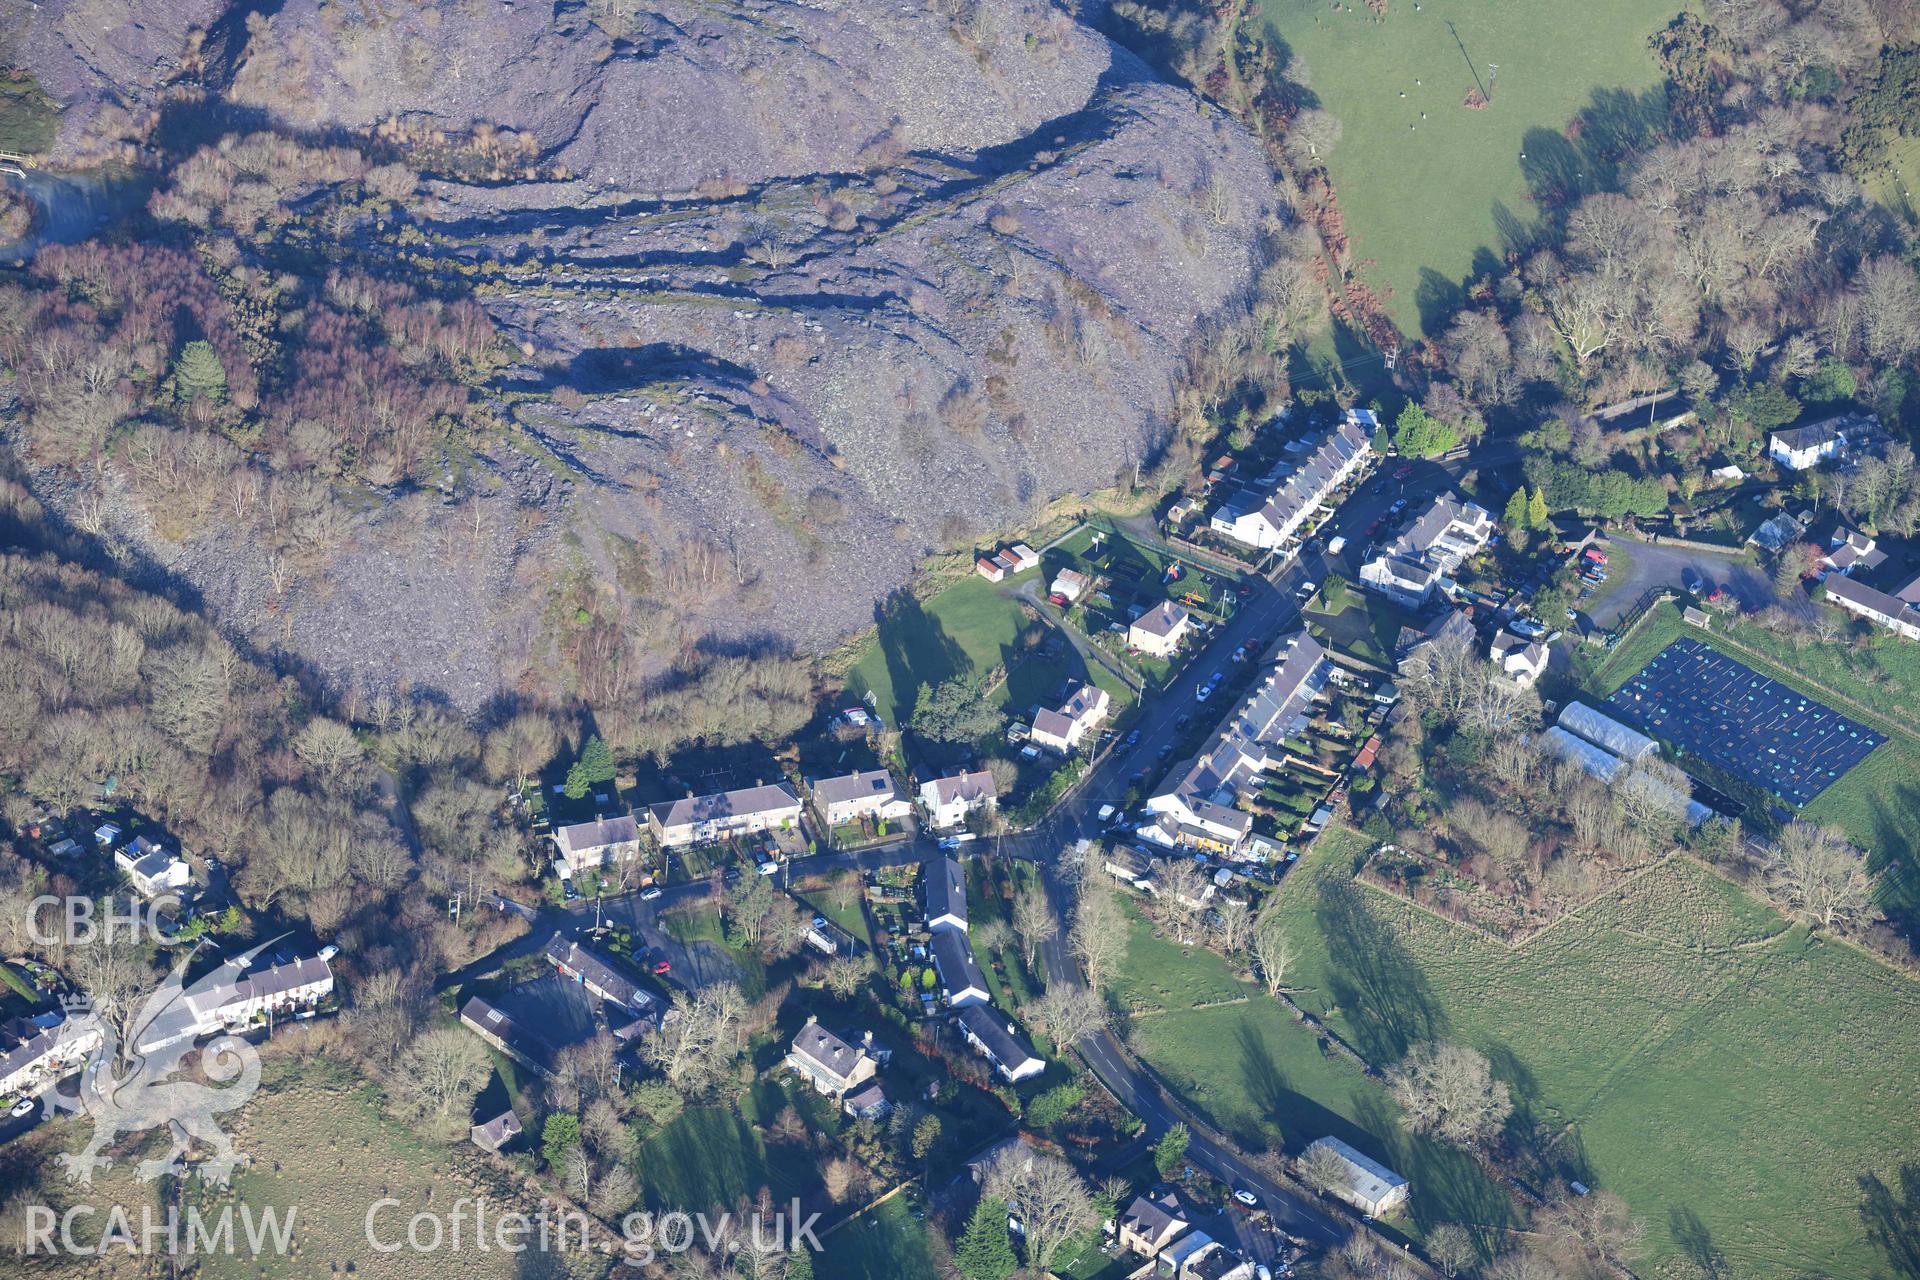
[1070,882,1127,993]
[1252,912,1298,999]
[1387,1040,1513,1150]
[1763,821,1878,932]
[981,1147,1095,1279]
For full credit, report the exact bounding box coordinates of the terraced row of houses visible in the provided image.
[1208,409,1376,552]
[1142,632,1333,857]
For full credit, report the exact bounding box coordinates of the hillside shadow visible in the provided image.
[1315,876,1440,1063]
[1860,1164,1920,1280]
[872,587,968,725]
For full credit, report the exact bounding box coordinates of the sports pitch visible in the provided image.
[1605,639,1885,806]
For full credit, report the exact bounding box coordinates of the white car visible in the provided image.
[1195,684,1215,703]
[640,886,663,901]
[756,859,780,876]
[317,943,339,962]
[1232,1188,1261,1209]
[8,1097,34,1118]
[1296,581,1317,600]
[1509,618,1547,639]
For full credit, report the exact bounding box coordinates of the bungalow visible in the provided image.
[1490,632,1548,686]
[1116,1190,1191,1258]
[920,772,996,831]
[1301,1136,1410,1217]
[953,1004,1045,1082]
[551,814,642,879]
[543,935,655,1017]
[470,1109,522,1153]
[115,836,191,898]
[810,769,912,827]
[1769,417,1853,471]
[924,855,969,933]
[931,929,991,1007]
[1030,683,1110,754]
[1129,601,1194,659]
[785,1017,879,1099]
[1822,528,1887,576]
[1051,568,1092,603]
[459,995,555,1080]
[1823,575,1920,641]
[645,782,803,848]
[0,1016,102,1098]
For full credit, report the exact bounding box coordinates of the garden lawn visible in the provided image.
[1257,827,1920,1280]
[1259,0,1676,336]
[636,1106,821,1213]
[814,1194,934,1280]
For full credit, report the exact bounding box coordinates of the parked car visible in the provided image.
[1389,498,1408,514]
[1583,547,1609,565]
[1394,463,1416,480]
[562,879,582,901]
[640,885,663,901]
[1195,684,1215,703]
[8,1097,34,1118]
[1296,581,1316,600]
[1509,618,1547,639]
[1209,669,1225,685]
[1682,567,1706,594]
[1232,1188,1261,1210]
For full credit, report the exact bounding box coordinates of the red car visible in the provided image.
[1583,547,1609,565]
[1394,464,1415,480]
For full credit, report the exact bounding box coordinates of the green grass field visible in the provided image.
[1251,828,1920,1280]
[1865,133,1920,229]
[1260,0,1678,336]
[1104,896,1514,1242]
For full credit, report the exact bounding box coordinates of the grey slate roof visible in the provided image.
[931,929,987,995]
[954,1003,1041,1073]
[810,769,903,810]
[647,782,800,830]
[925,855,968,926]
[555,815,638,854]
[543,935,652,1012]
[790,1023,866,1081]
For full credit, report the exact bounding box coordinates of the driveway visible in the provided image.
[1581,535,1777,627]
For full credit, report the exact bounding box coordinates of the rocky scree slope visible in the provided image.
[15,0,1283,712]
